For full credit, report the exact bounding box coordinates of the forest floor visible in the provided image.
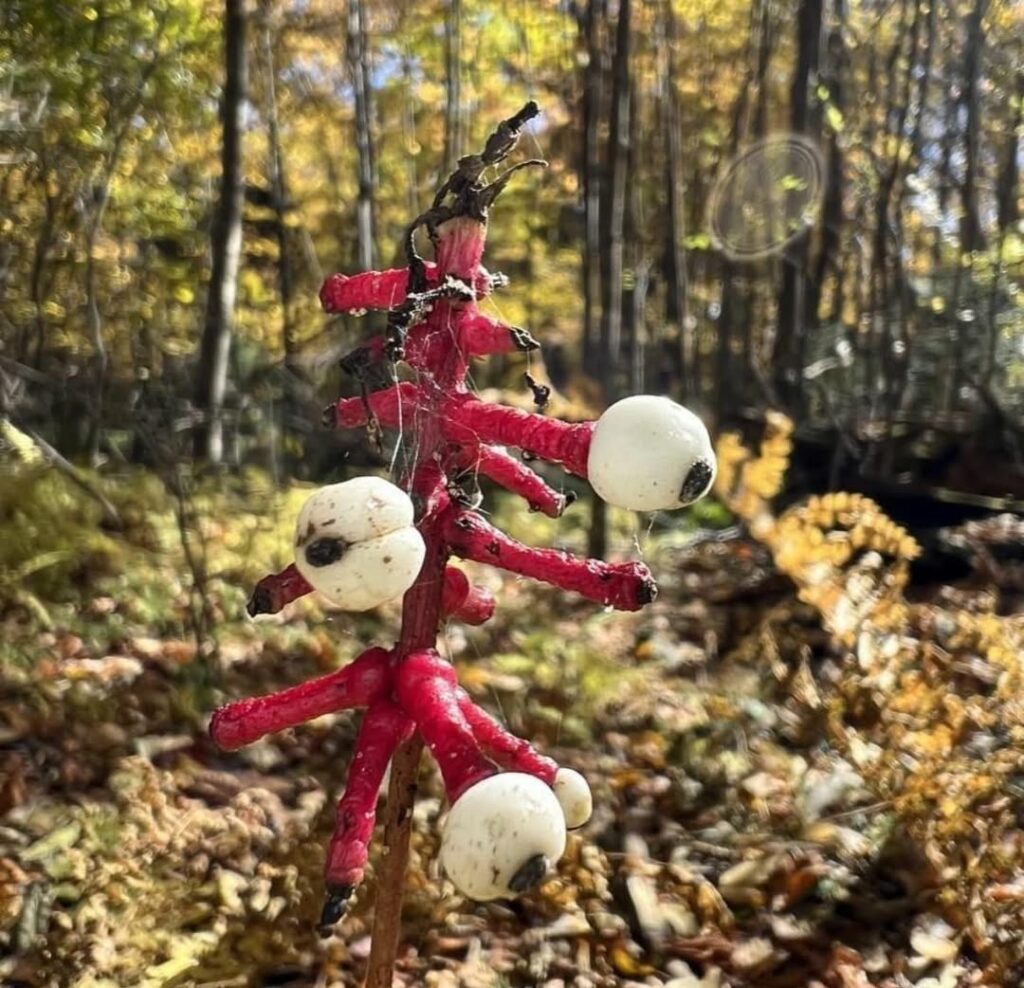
[0,467,1003,988]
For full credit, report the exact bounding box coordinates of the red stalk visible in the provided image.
[394,650,496,801]
[320,263,498,314]
[457,442,572,517]
[210,646,390,750]
[443,509,656,610]
[441,566,496,625]
[247,563,312,616]
[458,311,540,357]
[443,396,595,476]
[323,700,413,893]
[457,693,557,784]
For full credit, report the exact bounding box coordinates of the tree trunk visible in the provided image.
[590,0,630,562]
[347,0,376,271]
[599,0,630,399]
[259,0,295,364]
[985,65,1022,383]
[194,0,247,464]
[717,0,774,421]
[579,0,604,377]
[662,0,692,397]
[443,0,462,175]
[772,0,823,411]
[960,0,988,254]
[815,0,846,327]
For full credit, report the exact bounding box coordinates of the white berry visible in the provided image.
[553,768,592,830]
[440,773,567,901]
[587,395,716,511]
[294,477,425,610]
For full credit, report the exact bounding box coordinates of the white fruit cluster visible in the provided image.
[294,476,425,611]
[440,768,593,901]
[587,395,716,512]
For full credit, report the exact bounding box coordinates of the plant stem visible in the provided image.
[365,222,486,988]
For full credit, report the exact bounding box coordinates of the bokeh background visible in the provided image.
[1,1,1023,986]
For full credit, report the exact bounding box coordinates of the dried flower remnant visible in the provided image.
[209,101,716,968]
[714,414,1024,975]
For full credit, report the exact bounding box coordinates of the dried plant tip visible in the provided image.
[246,586,274,617]
[318,884,354,935]
[509,326,540,351]
[524,372,550,409]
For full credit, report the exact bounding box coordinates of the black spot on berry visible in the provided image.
[680,458,714,504]
[509,854,548,893]
[305,538,346,567]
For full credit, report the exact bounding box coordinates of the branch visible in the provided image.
[441,566,496,624]
[247,562,312,616]
[444,397,594,477]
[324,381,418,430]
[320,264,498,314]
[444,510,657,610]
[459,443,574,518]
[458,311,540,357]
[321,699,414,930]
[210,646,391,749]
[457,692,557,783]
[395,650,495,801]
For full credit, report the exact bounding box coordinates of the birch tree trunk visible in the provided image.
[194,0,247,464]
[443,0,462,175]
[347,0,376,271]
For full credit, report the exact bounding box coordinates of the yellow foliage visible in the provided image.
[715,413,1024,969]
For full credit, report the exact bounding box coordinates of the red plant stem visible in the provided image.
[441,566,496,625]
[459,443,571,517]
[443,397,595,477]
[395,650,495,801]
[320,263,497,313]
[458,311,540,357]
[328,382,418,430]
[209,647,391,750]
[324,699,414,889]
[246,563,312,616]
[443,510,657,610]
[366,220,487,988]
[457,693,558,784]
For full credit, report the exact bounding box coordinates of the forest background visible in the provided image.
[1,0,1024,986]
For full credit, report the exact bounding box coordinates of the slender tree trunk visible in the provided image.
[960,0,988,254]
[443,0,462,175]
[579,0,604,377]
[985,65,1022,384]
[260,0,295,364]
[402,52,420,221]
[194,0,246,464]
[624,86,645,397]
[600,0,630,397]
[716,0,773,421]
[591,0,629,562]
[347,0,376,271]
[662,0,692,397]
[772,0,823,411]
[816,0,846,326]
